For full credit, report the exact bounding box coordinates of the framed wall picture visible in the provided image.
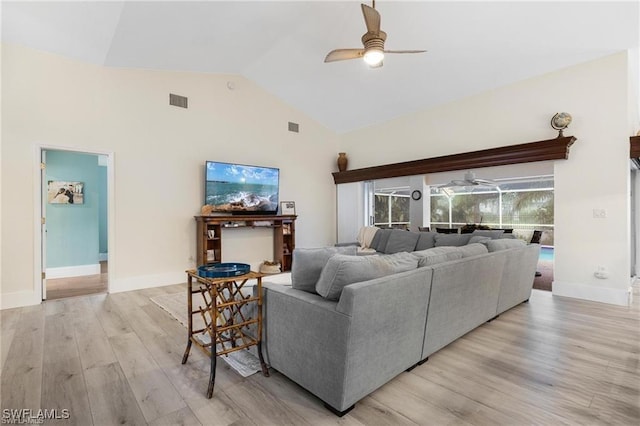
[47,181,84,204]
[280,201,296,215]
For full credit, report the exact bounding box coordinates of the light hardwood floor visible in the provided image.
[45,262,108,300]
[1,282,638,425]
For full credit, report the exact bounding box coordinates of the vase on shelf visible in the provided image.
[337,152,348,172]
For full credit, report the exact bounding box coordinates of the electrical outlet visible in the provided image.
[593,209,607,218]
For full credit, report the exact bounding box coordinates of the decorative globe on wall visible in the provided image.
[550,112,572,137]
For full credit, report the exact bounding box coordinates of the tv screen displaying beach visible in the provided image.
[205,162,279,212]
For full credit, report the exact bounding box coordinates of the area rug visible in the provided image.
[150,292,262,377]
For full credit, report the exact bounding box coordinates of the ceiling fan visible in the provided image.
[438,172,497,191]
[324,1,426,68]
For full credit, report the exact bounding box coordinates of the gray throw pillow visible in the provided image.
[434,233,472,247]
[415,232,437,251]
[471,229,505,239]
[384,230,420,254]
[486,239,526,252]
[412,246,463,267]
[370,229,392,252]
[315,252,418,300]
[457,243,489,258]
[468,235,491,245]
[291,246,357,293]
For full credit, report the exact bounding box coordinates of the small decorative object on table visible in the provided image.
[259,260,281,274]
[197,262,250,278]
[201,204,214,215]
[280,201,296,215]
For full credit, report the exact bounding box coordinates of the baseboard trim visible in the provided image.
[0,290,40,310]
[110,271,186,294]
[46,264,101,279]
[552,280,631,306]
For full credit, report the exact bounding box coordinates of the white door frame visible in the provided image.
[34,144,115,302]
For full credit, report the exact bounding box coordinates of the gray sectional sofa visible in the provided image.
[259,234,539,416]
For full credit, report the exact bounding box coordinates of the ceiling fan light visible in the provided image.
[363,48,384,66]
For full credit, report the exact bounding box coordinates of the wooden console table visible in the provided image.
[181,270,269,398]
[195,215,297,272]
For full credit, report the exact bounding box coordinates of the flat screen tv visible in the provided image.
[205,161,279,215]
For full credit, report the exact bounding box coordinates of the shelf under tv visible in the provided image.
[195,215,297,271]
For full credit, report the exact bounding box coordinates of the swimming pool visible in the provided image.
[539,246,554,261]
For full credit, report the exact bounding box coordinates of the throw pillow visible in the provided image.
[291,246,357,293]
[412,246,463,267]
[315,252,418,301]
[485,239,526,252]
[384,230,420,254]
[415,232,437,251]
[457,243,489,258]
[434,233,472,247]
[370,229,392,252]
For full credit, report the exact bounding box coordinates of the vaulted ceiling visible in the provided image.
[2,1,638,133]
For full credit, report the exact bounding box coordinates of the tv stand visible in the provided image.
[195,215,297,271]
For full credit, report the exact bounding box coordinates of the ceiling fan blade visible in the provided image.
[324,49,365,63]
[361,4,381,33]
[474,179,497,186]
[438,182,457,189]
[383,50,428,54]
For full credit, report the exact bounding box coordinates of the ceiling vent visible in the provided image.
[169,93,188,109]
[288,122,299,133]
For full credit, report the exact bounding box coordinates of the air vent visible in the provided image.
[169,93,188,109]
[288,122,299,133]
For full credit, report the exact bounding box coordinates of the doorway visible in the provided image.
[39,147,112,301]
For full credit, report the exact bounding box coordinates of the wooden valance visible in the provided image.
[332,136,576,185]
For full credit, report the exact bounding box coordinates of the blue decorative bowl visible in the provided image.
[197,262,250,278]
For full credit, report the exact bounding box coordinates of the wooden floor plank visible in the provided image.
[0,305,45,411]
[147,405,202,426]
[41,357,93,426]
[84,362,147,426]
[88,294,134,337]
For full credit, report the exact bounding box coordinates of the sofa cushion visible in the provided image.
[471,229,505,239]
[486,239,526,252]
[468,235,491,245]
[370,229,392,252]
[434,233,472,247]
[412,246,463,267]
[415,232,437,251]
[291,246,357,293]
[457,243,489,258]
[315,252,419,300]
[384,230,420,254]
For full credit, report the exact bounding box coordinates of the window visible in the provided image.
[374,188,410,229]
[430,176,554,244]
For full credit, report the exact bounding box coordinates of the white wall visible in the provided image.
[1,43,339,308]
[339,52,634,306]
